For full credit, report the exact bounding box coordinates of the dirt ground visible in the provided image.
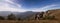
[0,20,60,23]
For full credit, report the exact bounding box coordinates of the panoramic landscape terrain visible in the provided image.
[0,9,60,23]
[0,0,60,23]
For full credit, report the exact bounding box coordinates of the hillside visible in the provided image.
[44,9,60,20]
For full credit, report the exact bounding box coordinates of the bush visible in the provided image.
[0,16,5,20]
[18,18,21,21]
[43,15,55,20]
[7,13,16,20]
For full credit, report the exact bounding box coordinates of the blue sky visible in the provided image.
[0,0,60,12]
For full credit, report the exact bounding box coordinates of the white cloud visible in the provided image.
[0,0,60,12]
[0,0,27,12]
[40,4,57,11]
[5,0,14,4]
[5,0,21,8]
[32,4,58,12]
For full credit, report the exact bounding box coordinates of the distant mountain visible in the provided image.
[0,11,11,16]
[0,11,25,16]
[16,11,37,19]
[0,11,38,19]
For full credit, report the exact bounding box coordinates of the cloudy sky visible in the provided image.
[0,0,60,12]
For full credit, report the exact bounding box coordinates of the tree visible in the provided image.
[0,16,5,20]
[18,18,21,21]
[7,13,16,20]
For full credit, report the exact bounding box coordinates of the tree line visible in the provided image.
[0,13,21,20]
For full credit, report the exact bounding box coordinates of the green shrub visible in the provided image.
[18,18,21,21]
[0,16,5,20]
[7,13,16,20]
[43,15,55,20]
[49,16,55,20]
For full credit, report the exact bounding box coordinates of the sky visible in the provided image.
[0,0,60,12]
